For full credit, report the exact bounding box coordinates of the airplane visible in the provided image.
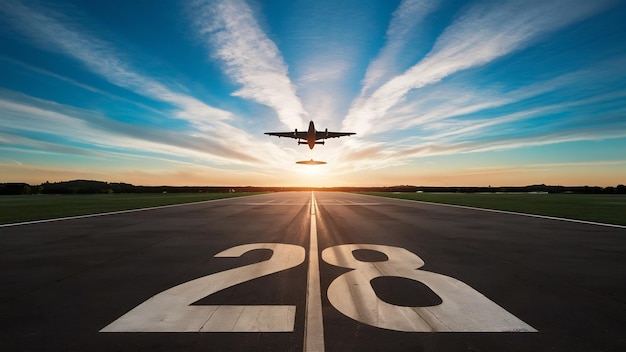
[296,159,326,165]
[265,120,355,149]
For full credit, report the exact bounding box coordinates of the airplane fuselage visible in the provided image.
[306,120,317,150]
[297,121,325,149]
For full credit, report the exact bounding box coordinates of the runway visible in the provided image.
[1,192,624,351]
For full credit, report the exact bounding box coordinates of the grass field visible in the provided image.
[0,193,262,225]
[363,192,626,226]
[2,192,625,227]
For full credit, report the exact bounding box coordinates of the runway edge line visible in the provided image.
[0,196,250,228]
[365,194,626,229]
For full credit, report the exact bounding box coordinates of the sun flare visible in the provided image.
[296,164,326,177]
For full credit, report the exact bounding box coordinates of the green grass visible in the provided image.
[4,192,624,227]
[0,193,262,225]
[362,192,626,226]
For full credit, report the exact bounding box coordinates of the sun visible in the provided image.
[296,163,326,177]
[290,160,332,187]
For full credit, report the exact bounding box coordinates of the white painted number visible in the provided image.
[102,243,535,333]
[101,243,305,332]
[322,244,536,332]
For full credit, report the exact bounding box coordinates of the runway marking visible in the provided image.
[101,193,537,340]
[315,200,380,206]
[100,243,304,332]
[378,196,626,229]
[246,200,301,205]
[245,203,309,206]
[305,192,325,352]
[322,244,536,332]
[317,203,380,206]
[0,197,241,228]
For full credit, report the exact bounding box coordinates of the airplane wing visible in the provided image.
[315,131,356,140]
[265,131,308,139]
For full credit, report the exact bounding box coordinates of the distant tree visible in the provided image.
[22,185,32,195]
[603,186,615,194]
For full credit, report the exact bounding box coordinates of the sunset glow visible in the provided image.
[1,0,625,187]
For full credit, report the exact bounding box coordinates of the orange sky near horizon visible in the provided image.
[3,159,625,188]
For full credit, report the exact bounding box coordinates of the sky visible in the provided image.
[1,0,625,187]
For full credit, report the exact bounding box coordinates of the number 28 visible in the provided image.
[101,243,535,333]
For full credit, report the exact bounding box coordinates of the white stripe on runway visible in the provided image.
[0,197,239,228]
[304,192,324,352]
[375,196,626,229]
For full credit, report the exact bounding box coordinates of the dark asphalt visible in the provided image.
[0,192,624,351]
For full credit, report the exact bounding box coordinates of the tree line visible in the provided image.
[1,180,625,195]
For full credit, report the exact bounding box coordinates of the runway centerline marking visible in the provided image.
[305,192,325,352]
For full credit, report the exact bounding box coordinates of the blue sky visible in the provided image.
[1,0,625,187]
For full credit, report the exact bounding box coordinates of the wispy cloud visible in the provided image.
[422,89,626,142]
[0,93,259,164]
[277,1,389,126]
[336,121,626,172]
[0,56,171,120]
[188,0,307,128]
[360,0,440,96]
[1,0,624,187]
[1,1,236,128]
[326,82,626,176]
[382,75,566,134]
[0,0,302,168]
[343,0,613,135]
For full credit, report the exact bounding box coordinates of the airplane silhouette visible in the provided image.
[265,121,355,149]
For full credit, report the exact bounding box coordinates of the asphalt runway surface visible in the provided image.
[1,192,625,351]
